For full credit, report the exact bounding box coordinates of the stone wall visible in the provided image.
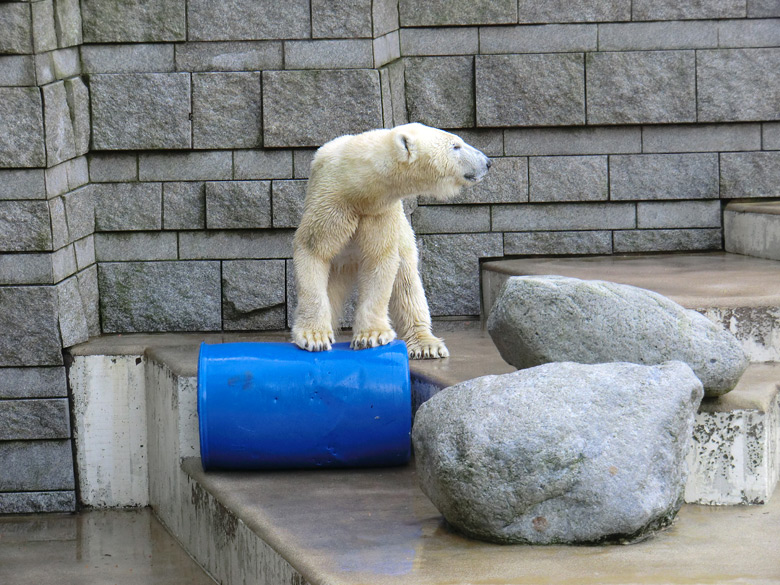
[0,0,779,512]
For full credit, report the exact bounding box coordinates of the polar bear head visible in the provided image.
[391,123,492,200]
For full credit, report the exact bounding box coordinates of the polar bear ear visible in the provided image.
[394,131,418,163]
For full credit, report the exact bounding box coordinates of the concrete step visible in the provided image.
[725,199,780,261]
[481,252,780,362]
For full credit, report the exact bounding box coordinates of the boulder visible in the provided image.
[412,361,704,545]
[487,275,748,396]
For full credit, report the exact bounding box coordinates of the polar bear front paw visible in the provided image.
[350,327,397,350]
[292,328,335,352]
[406,335,449,360]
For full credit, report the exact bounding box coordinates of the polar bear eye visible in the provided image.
[452,144,462,150]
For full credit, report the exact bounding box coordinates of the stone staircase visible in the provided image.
[725,199,780,262]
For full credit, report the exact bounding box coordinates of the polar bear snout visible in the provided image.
[461,145,492,184]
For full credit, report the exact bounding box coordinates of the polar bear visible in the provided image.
[292,123,491,359]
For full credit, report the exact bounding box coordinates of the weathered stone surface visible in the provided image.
[517,0,630,23]
[504,231,612,255]
[405,56,474,128]
[235,150,293,180]
[379,58,407,128]
[0,491,75,514]
[205,181,271,229]
[418,233,503,316]
[373,0,400,37]
[0,55,35,86]
[192,72,261,149]
[0,201,52,252]
[99,261,221,332]
[610,154,719,201]
[63,185,95,243]
[163,182,205,229]
[271,180,306,228]
[400,0,515,26]
[139,151,231,181]
[53,0,82,48]
[64,78,90,157]
[0,88,46,168]
[614,229,722,253]
[0,441,75,491]
[93,183,162,231]
[77,265,100,337]
[0,169,45,200]
[0,399,70,440]
[49,196,68,250]
[529,156,608,202]
[492,202,635,231]
[52,245,77,283]
[285,39,374,69]
[642,123,761,153]
[188,0,310,41]
[413,361,703,544]
[74,235,95,270]
[488,275,748,395]
[88,153,137,182]
[43,81,76,166]
[587,51,696,124]
[476,54,585,127]
[174,41,282,72]
[90,73,191,150]
[716,19,780,48]
[505,126,640,156]
[0,253,52,285]
[263,69,382,147]
[82,44,174,74]
[0,367,67,400]
[698,49,780,122]
[0,287,62,366]
[720,151,780,199]
[637,200,721,229]
[0,3,33,54]
[598,21,718,51]
[479,23,596,53]
[749,0,780,17]
[400,27,479,56]
[57,275,89,347]
[81,0,185,42]
[312,0,372,38]
[95,232,178,262]
[412,205,490,234]
[178,230,294,260]
[633,0,745,20]
[31,0,57,53]
[222,260,286,330]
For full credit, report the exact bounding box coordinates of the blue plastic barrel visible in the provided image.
[197,340,411,470]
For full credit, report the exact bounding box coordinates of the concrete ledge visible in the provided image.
[725,199,780,262]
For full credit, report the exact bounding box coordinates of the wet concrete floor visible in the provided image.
[0,508,215,585]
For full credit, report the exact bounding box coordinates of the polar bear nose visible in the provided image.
[485,157,492,169]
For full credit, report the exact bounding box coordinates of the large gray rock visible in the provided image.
[488,276,748,396]
[412,361,704,544]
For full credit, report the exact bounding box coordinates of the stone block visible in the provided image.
[0,491,75,514]
[400,27,479,56]
[0,441,75,491]
[587,51,696,124]
[529,156,608,202]
[517,0,630,23]
[0,367,67,399]
[178,230,294,260]
[749,0,780,16]
[480,24,597,53]
[222,260,286,330]
[598,21,717,51]
[0,3,32,54]
[192,72,262,149]
[642,124,761,153]
[89,153,137,182]
[312,0,372,38]
[610,154,719,201]
[614,229,723,253]
[476,54,585,127]
[51,244,77,282]
[188,0,310,41]
[0,286,62,366]
[81,0,185,42]
[638,200,722,229]
[42,81,76,166]
[765,122,780,149]
[77,264,100,336]
[234,150,293,180]
[492,202,636,232]
[95,232,177,262]
[418,233,503,316]
[721,152,780,199]
[0,201,52,252]
[718,19,780,48]
[0,87,45,168]
[698,49,780,123]
[505,126,641,156]
[411,205,490,234]
[81,44,174,73]
[422,156,527,205]
[272,180,306,228]
[139,151,232,181]
[53,0,82,48]
[263,69,383,147]
[632,0,745,20]
[379,59,407,129]
[56,275,89,347]
[163,182,205,230]
[93,182,162,231]
[504,231,612,255]
[205,181,271,229]
[45,162,69,198]
[375,31,401,68]
[0,253,52,285]
[373,0,399,37]
[285,39,373,69]
[90,73,191,150]
[405,56,474,129]
[400,0,515,26]
[99,261,221,332]
[31,0,56,53]
[0,169,45,200]
[49,197,68,250]
[74,235,95,270]
[0,55,35,86]
[174,41,283,72]
[65,156,89,191]
[64,78,90,156]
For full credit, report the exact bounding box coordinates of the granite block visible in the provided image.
[632,0,745,20]
[0,201,52,252]
[412,205,490,233]
[637,200,722,229]
[400,0,516,26]
[0,2,32,54]
[77,264,100,336]
[0,253,52,285]
[610,154,719,201]
[0,367,67,399]
[88,153,137,182]
[31,0,56,53]
[405,56,474,128]
[480,24,597,53]
[53,0,82,48]
[400,27,479,56]
[517,0,630,23]
[64,77,90,157]
[0,87,46,168]
[188,0,310,41]
[720,151,780,198]
[598,21,717,51]
[492,202,636,231]
[234,150,293,180]
[95,232,178,262]
[529,156,608,202]
[81,44,174,73]
[222,259,286,330]
[48,197,68,250]
[0,287,63,366]
[373,0,400,37]
[284,39,374,69]
[0,169,45,200]
[642,124,762,153]
[613,229,722,253]
[42,81,76,166]
[56,275,89,347]
[139,151,232,181]
[312,0,372,38]
[504,231,613,255]
[0,441,75,491]
[93,182,162,231]
[178,230,294,260]
[0,55,35,86]
[174,41,283,72]
[718,19,780,48]
[205,181,271,229]
[271,180,306,228]
[765,122,780,149]
[748,0,780,16]
[0,491,75,514]
[505,126,641,156]
[63,185,95,243]
[81,0,185,42]
[163,182,205,230]
[192,72,262,149]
